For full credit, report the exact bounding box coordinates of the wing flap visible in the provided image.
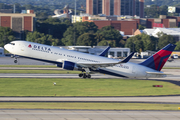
[76,52,135,68]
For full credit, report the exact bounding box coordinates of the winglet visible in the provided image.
[99,46,110,57]
[120,52,135,63]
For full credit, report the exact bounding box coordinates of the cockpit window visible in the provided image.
[9,43,15,45]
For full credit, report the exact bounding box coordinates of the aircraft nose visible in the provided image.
[4,44,10,51]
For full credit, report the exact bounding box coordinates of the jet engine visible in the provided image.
[62,61,77,70]
[56,63,62,68]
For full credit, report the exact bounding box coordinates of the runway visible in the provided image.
[0,73,180,81]
[0,73,119,78]
[0,96,180,104]
[0,109,180,120]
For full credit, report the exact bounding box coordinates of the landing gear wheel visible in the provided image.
[87,74,91,78]
[14,59,17,63]
[79,73,83,78]
[83,73,87,78]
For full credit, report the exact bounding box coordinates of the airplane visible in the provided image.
[4,40,176,79]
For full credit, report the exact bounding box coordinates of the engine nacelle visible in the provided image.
[63,61,76,70]
[56,63,62,68]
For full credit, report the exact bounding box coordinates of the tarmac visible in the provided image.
[0,57,180,120]
[0,110,180,120]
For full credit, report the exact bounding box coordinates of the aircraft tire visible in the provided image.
[83,73,87,78]
[79,73,83,77]
[14,60,17,63]
[87,74,91,78]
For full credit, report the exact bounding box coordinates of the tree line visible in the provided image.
[1,18,180,52]
[32,18,124,47]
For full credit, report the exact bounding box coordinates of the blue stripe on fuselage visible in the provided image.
[18,55,62,65]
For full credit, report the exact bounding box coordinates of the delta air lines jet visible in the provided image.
[4,41,176,79]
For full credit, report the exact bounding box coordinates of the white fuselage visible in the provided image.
[4,41,165,78]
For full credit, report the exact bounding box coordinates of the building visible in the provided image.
[60,46,130,58]
[0,9,12,13]
[108,48,130,58]
[82,14,180,36]
[86,0,144,18]
[152,28,180,41]
[83,16,138,35]
[135,28,180,41]
[72,15,82,23]
[72,13,90,23]
[0,12,36,39]
[134,28,155,36]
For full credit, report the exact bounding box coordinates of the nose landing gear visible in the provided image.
[14,59,18,63]
[11,55,18,63]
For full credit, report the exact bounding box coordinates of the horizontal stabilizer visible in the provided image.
[146,71,169,75]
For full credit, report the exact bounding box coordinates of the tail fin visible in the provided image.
[140,44,176,71]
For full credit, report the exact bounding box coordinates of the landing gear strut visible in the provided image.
[11,55,18,63]
[79,73,91,78]
[79,68,91,79]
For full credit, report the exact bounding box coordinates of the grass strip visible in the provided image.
[0,78,180,96]
[0,102,179,110]
[0,65,56,68]
[0,69,80,74]
[163,67,180,69]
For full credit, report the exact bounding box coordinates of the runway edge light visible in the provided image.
[178,107,180,110]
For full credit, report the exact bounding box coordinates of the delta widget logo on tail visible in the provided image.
[140,44,176,71]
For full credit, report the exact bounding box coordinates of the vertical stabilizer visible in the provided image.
[140,44,176,71]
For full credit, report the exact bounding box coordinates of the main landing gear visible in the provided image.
[79,68,91,78]
[79,73,91,78]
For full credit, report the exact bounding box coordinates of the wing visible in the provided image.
[76,52,135,69]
